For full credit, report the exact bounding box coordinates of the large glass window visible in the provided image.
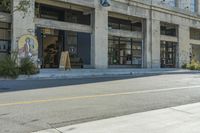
[108,17,142,32]
[38,28,91,68]
[108,36,142,67]
[160,22,178,37]
[0,22,11,53]
[35,3,91,25]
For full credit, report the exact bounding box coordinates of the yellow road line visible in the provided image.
[0,92,132,107]
[0,85,200,107]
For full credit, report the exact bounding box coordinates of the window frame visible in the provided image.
[0,22,11,53]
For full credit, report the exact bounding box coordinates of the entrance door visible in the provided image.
[41,29,64,68]
[160,41,177,68]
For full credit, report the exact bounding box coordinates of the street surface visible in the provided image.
[0,73,200,133]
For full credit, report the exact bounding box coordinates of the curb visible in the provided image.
[16,70,200,80]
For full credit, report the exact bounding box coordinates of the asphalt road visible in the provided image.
[0,73,200,133]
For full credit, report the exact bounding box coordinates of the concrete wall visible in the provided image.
[178,25,190,67]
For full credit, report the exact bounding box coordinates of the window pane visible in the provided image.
[190,0,196,12]
[0,22,11,53]
[160,22,177,37]
[0,29,10,40]
[190,28,200,40]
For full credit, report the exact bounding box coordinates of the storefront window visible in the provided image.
[38,28,91,68]
[35,3,91,25]
[108,17,142,32]
[0,22,11,53]
[108,36,142,67]
[160,22,178,37]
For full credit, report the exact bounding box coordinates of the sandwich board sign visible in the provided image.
[59,51,71,70]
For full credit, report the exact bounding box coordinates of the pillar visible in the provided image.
[144,18,152,68]
[178,25,190,67]
[91,0,108,69]
[12,0,35,51]
[151,19,161,68]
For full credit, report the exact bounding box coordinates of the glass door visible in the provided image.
[161,41,177,68]
[40,28,64,68]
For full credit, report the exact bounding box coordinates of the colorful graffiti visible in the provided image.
[18,34,38,61]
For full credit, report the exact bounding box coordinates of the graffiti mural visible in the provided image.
[18,34,38,61]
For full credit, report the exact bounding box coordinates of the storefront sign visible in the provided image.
[18,34,38,61]
[42,28,54,35]
[59,51,71,70]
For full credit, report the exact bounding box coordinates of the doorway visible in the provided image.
[160,41,177,68]
[39,28,64,68]
[37,28,91,69]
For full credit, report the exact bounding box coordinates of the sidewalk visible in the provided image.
[34,102,200,133]
[17,68,199,80]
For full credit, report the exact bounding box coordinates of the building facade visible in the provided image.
[0,0,200,69]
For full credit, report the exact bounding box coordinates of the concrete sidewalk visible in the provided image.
[18,68,199,80]
[34,102,200,133]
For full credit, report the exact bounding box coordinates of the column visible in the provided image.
[178,25,190,68]
[151,19,161,68]
[143,18,152,68]
[91,1,108,69]
[12,0,35,51]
